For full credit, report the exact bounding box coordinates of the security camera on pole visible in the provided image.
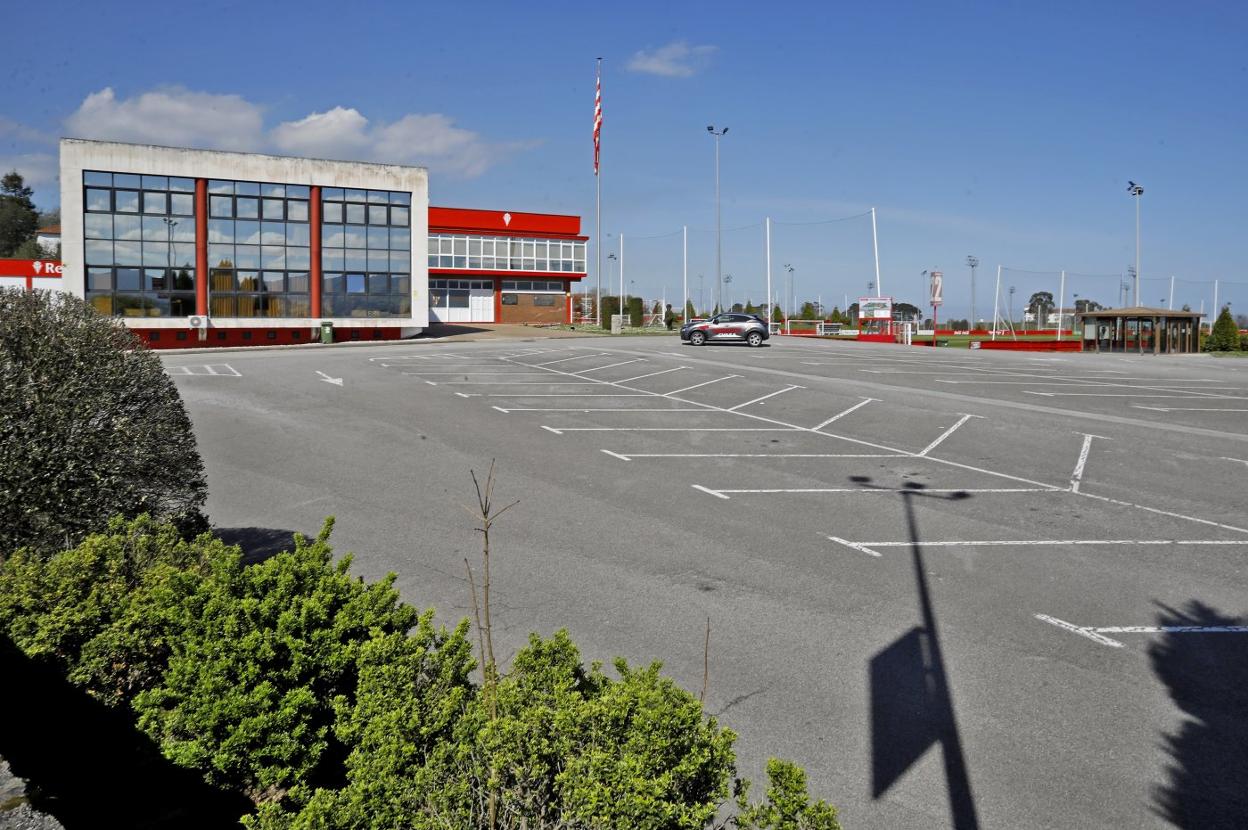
[929,269,943,347]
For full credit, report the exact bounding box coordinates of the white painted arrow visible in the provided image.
[316,370,344,386]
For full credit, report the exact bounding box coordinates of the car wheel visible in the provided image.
[689,331,707,346]
[746,331,763,347]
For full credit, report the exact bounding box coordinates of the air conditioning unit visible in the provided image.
[188,315,209,331]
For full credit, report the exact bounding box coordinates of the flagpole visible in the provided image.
[594,57,603,328]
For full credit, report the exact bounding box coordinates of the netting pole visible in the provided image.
[1168,275,1174,310]
[1212,279,1219,330]
[992,265,1002,341]
[682,225,688,322]
[1056,270,1066,342]
[765,217,772,325]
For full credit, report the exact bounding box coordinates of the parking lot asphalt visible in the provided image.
[163,335,1248,830]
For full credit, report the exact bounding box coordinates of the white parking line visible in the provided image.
[811,398,878,430]
[616,367,688,383]
[1133,406,1248,412]
[1222,457,1248,468]
[727,384,804,411]
[573,359,645,374]
[1069,433,1109,493]
[664,375,742,396]
[442,381,601,385]
[495,350,1245,534]
[833,538,1246,550]
[1025,392,1246,399]
[534,352,611,366]
[605,452,904,460]
[485,393,653,397]
[544,427,800,433]
[917,414,982,457]
[695,486,1051,500]
[1036,614,1248,649]
[495,407,705,413]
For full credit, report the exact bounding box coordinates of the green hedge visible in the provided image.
[0,517,841,829]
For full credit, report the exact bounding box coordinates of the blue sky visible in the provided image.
[3,0,1245,318]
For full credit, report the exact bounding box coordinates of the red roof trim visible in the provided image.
[429,206,581,238]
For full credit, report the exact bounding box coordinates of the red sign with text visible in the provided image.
[1,260,63,278]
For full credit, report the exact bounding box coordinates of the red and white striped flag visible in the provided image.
[593,63,602,176]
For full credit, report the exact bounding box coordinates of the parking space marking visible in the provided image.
[493,349,1248,535]
[811,398,878,430]
[917,414,983,457]
[833,537,1246,551]
[545,427,800,433]
[442,381,602,385]
[1068,433,1110,493]
[727,384,805,411]
[486,393,653,397]
[1134,406,1248,413]
[1076,490,1248,534]
[1036,614,1248,649]
[1026,391,1246,399]
[663,375,742,396]
[697,486,1051,500]
[603,452,904,461]
[165,364,242,377]
[533,352,611,366]
[1221,457,1248,468]
[495,407,705,413]
[572,359,646,375]
[616,366,688,383]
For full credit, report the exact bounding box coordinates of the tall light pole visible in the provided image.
[965,255,979,327]
[1128,181,1143,306]
[723,274,733,311]
[1009,285,1016,327]
[697,274,704,315]
[707,125,728,313]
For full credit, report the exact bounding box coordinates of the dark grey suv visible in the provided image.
[680,313,770,347]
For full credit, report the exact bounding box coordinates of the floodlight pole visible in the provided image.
[1128,181,1143,306]
[765,217,772,326]
[1168,275,1174,310]
[708,125,728,312]
[871,207,882,296]
[682,225,688,322]
[1056,270,1066,342]
[991,265,1002,341]
[618,234,625,328]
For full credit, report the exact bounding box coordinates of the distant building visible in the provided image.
[58,138,586,348]
[36,225,61,251]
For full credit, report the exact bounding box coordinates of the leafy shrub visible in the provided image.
[628,296,645,328]
[600,296,621,328]
[1203,307,1240,352]
[0,288,207,556]
[1,518,840,828]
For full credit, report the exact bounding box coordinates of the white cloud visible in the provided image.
[0,153,57,189]
[64,87,266,151]
[269,106,372,159]
[627,41,717,78]
[272,107,528,177]
[53,87,524,180]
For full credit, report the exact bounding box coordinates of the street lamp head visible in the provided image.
[1127,181,1143,196]
[707,125,714,132]
[722,127,728,135]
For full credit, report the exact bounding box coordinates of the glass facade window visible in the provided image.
[501,280,566,292]
[428,234,586,273]
[203,178,313,318]
[82,170,196,318]
[321,186,412,318]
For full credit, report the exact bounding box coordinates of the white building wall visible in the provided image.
[60,138,429,329]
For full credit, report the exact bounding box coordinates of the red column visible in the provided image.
[566,288,573,323]
[194,179,208,316]
[494,277,503,322]
[309,185,322,318]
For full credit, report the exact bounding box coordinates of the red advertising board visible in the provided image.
[0,259,63,278]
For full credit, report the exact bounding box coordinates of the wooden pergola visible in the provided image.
[1076,306,1203,354]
